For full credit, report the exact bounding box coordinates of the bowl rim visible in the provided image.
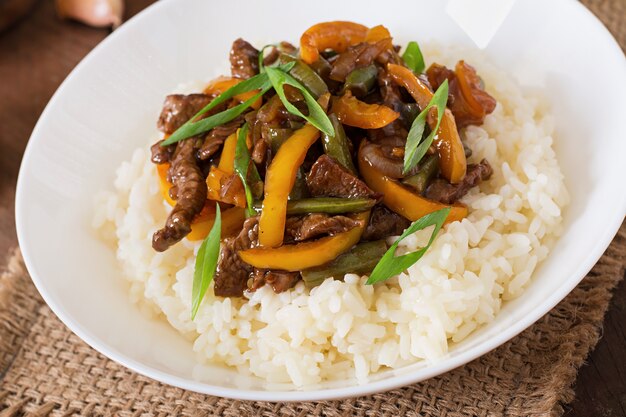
[15,0,626,402]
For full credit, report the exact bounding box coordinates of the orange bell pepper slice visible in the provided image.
[206,166,246,208]
[358,146,467,224]
[239,211,369,271]
[204,76,262,109]
[387,63,467,184]
[300,21,369,65]
[332,91,399,129]
[156,163,177,207]
[187,206,246,241]
[364,25,392,43]
[258,123,321,247]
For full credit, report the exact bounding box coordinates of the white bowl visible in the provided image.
[15,0,626,401]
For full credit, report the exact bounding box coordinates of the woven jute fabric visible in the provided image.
[1,0,624,415]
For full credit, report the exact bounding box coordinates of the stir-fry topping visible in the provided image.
[148,22,497,315]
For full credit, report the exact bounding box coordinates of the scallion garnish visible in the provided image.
[402,41,425,74]
[366,208,450,285]
[264,66,334,137]
[162,62,296,146]
[163,89,269,146]
[402,79,449,175]
[191,204,221,319]
[234,123,262,217]
[258,44,277,73]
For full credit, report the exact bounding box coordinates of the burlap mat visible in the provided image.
[1,0,624,415]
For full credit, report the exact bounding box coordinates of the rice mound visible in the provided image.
[93,46,569,386]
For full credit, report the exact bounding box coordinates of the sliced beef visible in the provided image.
[265,270,300,293]
[285,213,363,242]
[329,39,392,82]
[157,94,212,134]
[150,139,175,164]
[230,38,260,79]
[306,154,379,199]
[214,217,259,297]
[425,159,493,204]
[426,61,496,128]
[250,269,301,293]
[249,268,267,291]
[152,138,207,251]
[197,116,245,160]
[362,205,410,241]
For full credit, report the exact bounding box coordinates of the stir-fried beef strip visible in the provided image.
[151,139,175,164]
[329,39,392,82]
[265,270,301,293]
[157,94,213,134]
[426,61,496,128]
[230,38,260,79]
[425,159,493,204]
[306,154,379,199]
[219,172,246,203]
[214,217,259,297]
[362,205,411,241]
[285,213,363,242]
[250,269,301,293]
[197,116,246,160]
[152,137,207,252]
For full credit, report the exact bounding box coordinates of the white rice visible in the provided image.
[93,45,568,386]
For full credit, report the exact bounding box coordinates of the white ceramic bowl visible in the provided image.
[15,0,626,401]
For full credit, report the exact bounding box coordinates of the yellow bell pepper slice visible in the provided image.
[239,211,369,271]
[387,63,467,184]
[358,147,467,224]
[258,123,321,247]
[187,206,246,241]
[218,132,237,173]
[204,76,262,109]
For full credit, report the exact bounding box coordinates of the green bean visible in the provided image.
[279,54,328,99]
[253,197,375,215]
[309,56,332,79]
[343,64,378,98]
[401,154,439,194]
[322,114,356,173]
[301,240,388,288]
[266,127,293,154]
[289,167,309,200]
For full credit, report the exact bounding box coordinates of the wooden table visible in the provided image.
[0,1,624,415]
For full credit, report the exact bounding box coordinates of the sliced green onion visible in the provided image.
[402,79,449,175]
[162,62,295,146]
[366,208,450,285]
[264,66,334,137]
[233,123,261,217]
[191,204,221,319]
[402,41,425,74]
